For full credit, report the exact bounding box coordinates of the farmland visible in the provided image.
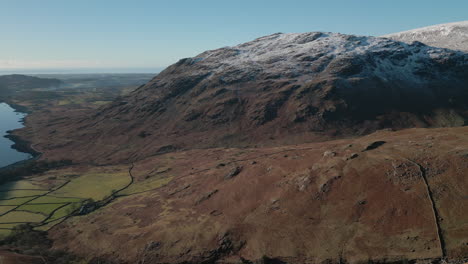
[0,161,174,237]
[0,165,132,237]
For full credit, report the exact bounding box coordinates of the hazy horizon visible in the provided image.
[2,0,467,73]
[0,67,163,75]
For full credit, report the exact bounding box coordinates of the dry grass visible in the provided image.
[119,176,172,195]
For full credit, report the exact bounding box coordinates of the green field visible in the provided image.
[0,206,16,215]
[0,189,48,199]
[32,196,83,204]
[53,171,130,200]
[46,203,80,222]
[0,223,22,229]
[18,203,66,216]
[0,180,46,191]
[0,211,45,223]
[0,165,131,237]
[0,197,34,206]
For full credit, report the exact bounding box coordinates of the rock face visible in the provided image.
[18,32,468,163]
[383,21,468,52]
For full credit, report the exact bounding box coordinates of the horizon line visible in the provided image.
[0,67,164,75]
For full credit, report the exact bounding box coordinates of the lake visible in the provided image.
[0,103,32,168]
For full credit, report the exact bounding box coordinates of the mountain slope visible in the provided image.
[15,32,468,164]
[383,21,468,51]
[50,127,468,263]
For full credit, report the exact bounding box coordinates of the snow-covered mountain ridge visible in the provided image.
[383,21,468,52]
[191,31,466,85]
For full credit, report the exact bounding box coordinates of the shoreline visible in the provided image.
[3,134,41,158]
[0,101,42,171]
[0,97,32,114]
[4,101,31,114]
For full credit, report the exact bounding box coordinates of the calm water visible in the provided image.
[0,103,32,168]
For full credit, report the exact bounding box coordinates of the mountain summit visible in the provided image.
[383,21,468,51]
[22,32,468,163]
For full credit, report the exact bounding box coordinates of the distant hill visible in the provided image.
[0,74,63,98]
[32,73,154,90]
[383,21,468,51]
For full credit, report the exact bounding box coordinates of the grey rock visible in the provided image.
[225,166,242,180]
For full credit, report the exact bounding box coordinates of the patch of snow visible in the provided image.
[382,21,468,52]
[193,31,465,85]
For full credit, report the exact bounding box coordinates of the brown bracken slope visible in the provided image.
[49,127,468,263]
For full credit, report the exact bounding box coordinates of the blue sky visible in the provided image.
[1,0,467,73]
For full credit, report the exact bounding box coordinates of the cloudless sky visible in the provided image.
[1,0,467,73]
